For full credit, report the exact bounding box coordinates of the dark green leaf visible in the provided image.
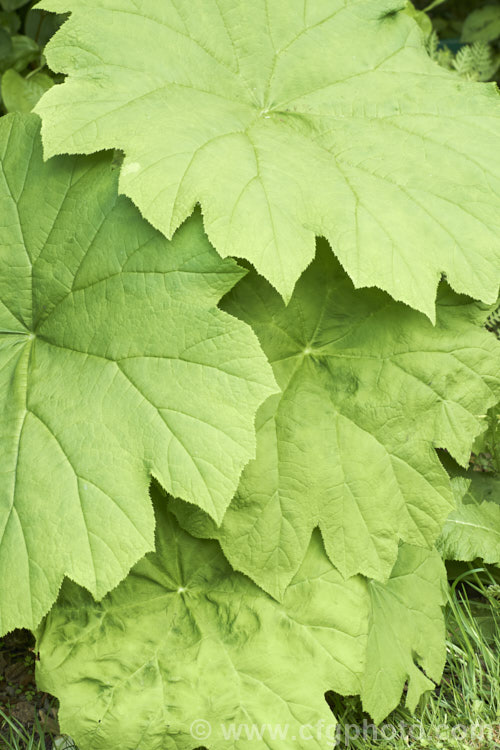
[0,10,21,34]
[0,34,39,74]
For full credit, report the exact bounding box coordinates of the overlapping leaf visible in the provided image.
[438,475,500,565]
[172,246,500,598]
[472,401,500,468]
[0,113,276,635]
[361,542,447,722]
[34,0,500,316]
[35,487,446,750]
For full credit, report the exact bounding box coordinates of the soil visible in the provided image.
[0,629,59,745]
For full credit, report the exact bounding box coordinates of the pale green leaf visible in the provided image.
[361,543,447,722]
[35,487,446,749]
[404,2,433,36]
[438,475,500,564]
[34,0,500,317]
[172,245,500,598]
[0,112,276,635]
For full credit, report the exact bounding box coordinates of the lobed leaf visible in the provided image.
[171,245,500,598]
[35,487,447,749]
[34,0,500,317]
[438,475,500,565]
[0,112,276,635]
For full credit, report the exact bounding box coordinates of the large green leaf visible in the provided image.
[35,487,447,749]
[172,246,500,598]
[438,475,500,565]
[0,113,276,635]
[34,0,500,317]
